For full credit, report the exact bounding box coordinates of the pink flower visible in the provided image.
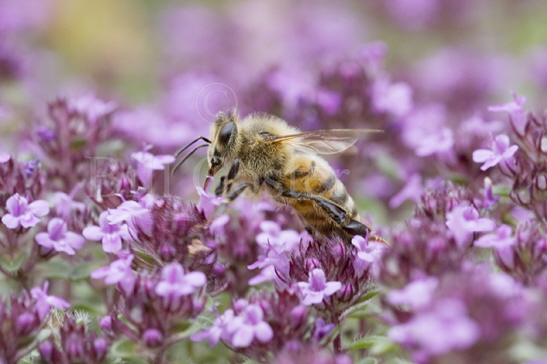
[30,281,70,320]
[446,203,495,246]
[297,268,342,306]
[35,218,85,255]
[473,134,518,171]
[2,193,49,229]
[131,149,175,185]
[83,211,131,253]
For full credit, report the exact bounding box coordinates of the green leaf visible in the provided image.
[347,335,397,355]
[355,358,378,364]
[110,340,148,362]
[69,262,98,281]
[40,259,72,279]
[0,252,26,273]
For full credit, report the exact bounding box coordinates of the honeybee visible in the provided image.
[173,111,385,244]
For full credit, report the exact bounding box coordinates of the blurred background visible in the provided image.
[2,0,547,221]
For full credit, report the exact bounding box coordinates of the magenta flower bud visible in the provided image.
[143,328,164,348]
[337,284,354,302]
[284,340,301,352]
[39,341,54,362]
[16,312,37,336]
[290,305,308,328]
[93,338,108,361]
[535,173,547,191]
[233,298,248,313]
[212,263,226,275]
[305,258,321,272]
[65,337,84,361]
[99,316,112,332]
[159,244,176,261]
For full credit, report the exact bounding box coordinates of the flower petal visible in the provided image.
[83,226,104,241]
[28,200,50,217]
[2,214,20,229]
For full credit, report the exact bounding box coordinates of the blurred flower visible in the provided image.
[256,220,301,252]
[0,152,10,163]
[30,281,70,320]
[297,268,342,306]
[2,193,49,229]
[388,298,480,359]
[473,134,518,171]
[35,218,85,255]
[196,186,223,219]
[488,93,527,135]
[351,235,386,265]
[83,211,131,253]
[90,253,135,293]
[474,225,515,248]
[226,303,274,348]
[155,262,207,298]
[131,148,175,186]
[66,93,117,124]
[445,203,495,246]
[387,276,439,310]
[191,308,235,347]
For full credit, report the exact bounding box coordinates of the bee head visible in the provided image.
[207,110,239,176]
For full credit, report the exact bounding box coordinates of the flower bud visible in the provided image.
[290,305,308,329]
[16,312,37,336]
[143,328,163,348]
[305,258,321,271]
[99,316,112,332]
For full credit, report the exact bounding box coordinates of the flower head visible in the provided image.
[297,268,342,306]
[225,304,274,348]
[83,211,131,253]
[446,203,495,246]
[30,281,70,320]
[35,218,85,255]
[2,193,49,229]
[155,262,207,298]
[91,253,135,293]
[131,148,175,185]
[473,134,518,171]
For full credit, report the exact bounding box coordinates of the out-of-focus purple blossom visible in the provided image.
[0,152,10,163]
[401,104,446,154]
[274,344,352,364]
[312,318,335,342]
[107,194,155,235]
[387,276,439,310]
[445,203,495,246]
[2,193,49,229]
[225,303,274,348]
[415,127,454,157]
[83,211,131,253]
[488,93,527,135]
[30,281,70,320]
[482,177,499,208]
[155,262,206,298]
[297,268,342,306]
[35,218,85,255]
[389,173,423,208]
[0,0,52,34]
[91,253,135,293]
[67,93,117,124]
[388,298,480,359]
[191,308,235,347]
[131,148,175,186]
[384,0,439,30]
[256,221,301,252]
[52,190,86,221]
[473,134,518,171]
[475,224,515,248]
[209,214,230,235]
[372,79,413,118]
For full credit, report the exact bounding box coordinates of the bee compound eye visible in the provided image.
[218,122,236,146]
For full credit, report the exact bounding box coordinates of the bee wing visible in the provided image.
[271,129,382,155]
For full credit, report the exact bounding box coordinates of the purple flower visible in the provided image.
[389,173,423,208]
[91,253,135,293]
[196,186,223,219]
[445,203,495,246]
[297,268,342,306]
[388,298,480,358]
[256,221,301,252]
[30,281,70,320]
[415,127,454,157]
[107,195,155,234]
[131,148,175,185]
[474,224,515,248]
[67,93,117,123]
[2,193,49,229]
[0,152,10,163]
[488,92,527,135]
[191,308,235,347]
[225,304,274,348]
[352,235,387,264]
[155,262,207,298]
[83,211,131,253]
[472,134,518,171]
[35,218,85,255]
[52,191,86,220]
[372,79,413,117]
[387,276,439,309]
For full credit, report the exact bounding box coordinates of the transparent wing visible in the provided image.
[271,129,382,155]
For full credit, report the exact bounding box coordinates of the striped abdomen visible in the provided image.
[279,154,359,237]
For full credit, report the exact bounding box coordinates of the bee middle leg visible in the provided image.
[264,177,380,242]
[214,158,241,196]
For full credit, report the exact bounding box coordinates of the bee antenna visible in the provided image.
[171,143,209,175]
[174,136,211,158]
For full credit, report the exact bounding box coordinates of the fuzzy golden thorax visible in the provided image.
[207,112,299,179]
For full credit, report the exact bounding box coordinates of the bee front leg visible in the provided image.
[224,158,240,194]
